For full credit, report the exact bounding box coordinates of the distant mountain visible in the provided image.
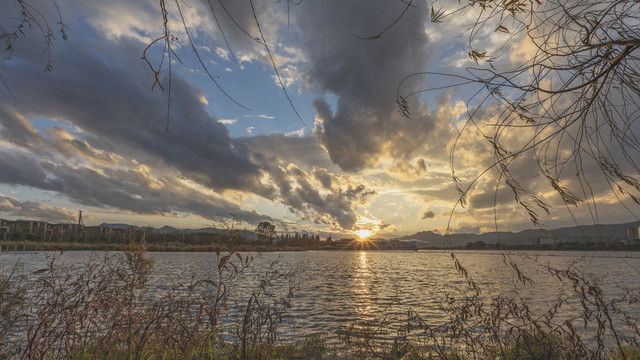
[181,227,224,234]
[397,221,639,248]
[400,230,442,243]
[157,225,179,233]
[98,223,136,230]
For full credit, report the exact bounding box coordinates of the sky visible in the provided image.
[1,0,639,238]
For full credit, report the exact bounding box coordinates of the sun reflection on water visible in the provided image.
[351,251,378,320]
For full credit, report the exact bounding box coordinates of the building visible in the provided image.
[529,237,557,245]
[376,239,417,250]
[625,224,640,246]
[0,219,9,241]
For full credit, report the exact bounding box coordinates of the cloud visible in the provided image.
[238,134,337,172]
[0,152,272,225]
[260,162,374,229]
[449,223,482,234]
[44,127,122,165]
[2,36,267,195]
[215,46,231,61]
[1,103,120,166]
[312,167,334,189]
[0,153,64,191]
[241,134,375,230]
[198,93,209,105]
[421,210,435,219]
[218,119,237,125]
[0,25,281,226]
[291,0,439,172]
[0,103,46,153]
[389,159,428,180]
[0,194,75,222]
[0,25,378,231]
[257,114,275,120]
[284,128,304,137]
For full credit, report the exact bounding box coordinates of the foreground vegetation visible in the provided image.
[1,244,639,359]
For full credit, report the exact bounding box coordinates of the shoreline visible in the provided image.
[1,240,640,252]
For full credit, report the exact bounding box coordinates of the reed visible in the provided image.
[1,247,638,359]
[0,241,298,359]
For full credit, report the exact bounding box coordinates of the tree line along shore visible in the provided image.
[3,218,640,252]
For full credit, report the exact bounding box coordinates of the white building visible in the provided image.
[625,224,640,245]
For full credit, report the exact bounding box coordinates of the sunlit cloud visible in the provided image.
[353,214,383,238]
[284,128,305,137]
[215,46,230,61]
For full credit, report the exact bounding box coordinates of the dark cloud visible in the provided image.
[0,194,75,222]
[238,134,335,171]
[2,36,264,194]
[44,127,120,165]
[1,102,119,165]
[467,185,519,210]
[379,223,395,231]
[50,163,273,225]
[257,156,373,229]
[240,134,379,230]
[421,210,435,219]
[0,153,271,225]
[295,0,435,171]
[312,167,334,189]
[0,103,46,153]
[0,153,64,191]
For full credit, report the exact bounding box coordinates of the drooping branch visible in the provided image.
[401,0,640,230]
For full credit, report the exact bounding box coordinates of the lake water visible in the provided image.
[2,249,640,345]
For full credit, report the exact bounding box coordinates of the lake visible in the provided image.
[2,249,639,345]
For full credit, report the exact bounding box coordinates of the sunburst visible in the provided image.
[354,229,374,239]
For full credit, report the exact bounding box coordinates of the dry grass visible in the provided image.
[1,247,639,359]
[0,243,299,359]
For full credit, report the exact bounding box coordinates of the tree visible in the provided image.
[465,240,486,250]
[255,221,276,245]
[396,0,640,230]
[326,236,333,246]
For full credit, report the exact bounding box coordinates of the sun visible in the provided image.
[354,229,374,239]
[353,214,382,240]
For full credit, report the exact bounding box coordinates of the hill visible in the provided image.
[397,222,639,248]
